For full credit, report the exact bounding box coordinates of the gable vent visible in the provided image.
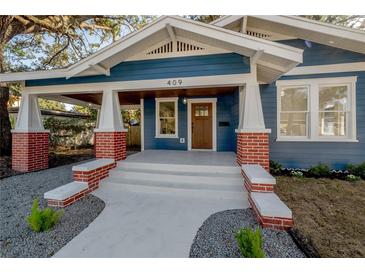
[176,41,204,52]
[246,30,271,39]
[147,41,174,55]
[147,40,204,56]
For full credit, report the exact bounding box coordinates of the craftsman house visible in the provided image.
[1,15,365,173]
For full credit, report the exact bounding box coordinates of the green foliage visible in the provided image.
[347,162,365,179]
[346,174,361,182]
[27,199,63,232]
[71,105,98,121]
[235,228,265,258]
[308,163,331,178]
[291,170,304,178]
[269,160,283,175]
[43,116,95,149]
[38,99,66,111]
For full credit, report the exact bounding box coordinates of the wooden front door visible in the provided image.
[192,103,213,149]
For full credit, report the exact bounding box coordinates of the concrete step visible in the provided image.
[104,180,248,201]
[117,161,241,175]
[110,168,242,183]
[104,176,243,192]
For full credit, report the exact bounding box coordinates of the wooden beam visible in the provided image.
[90,64,110,76]
[240,16,248,34]
[166,23,176,43]
[250,50,264,64]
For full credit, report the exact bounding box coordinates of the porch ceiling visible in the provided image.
[62,86,237,106]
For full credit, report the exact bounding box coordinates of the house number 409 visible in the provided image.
[166,79,182,86]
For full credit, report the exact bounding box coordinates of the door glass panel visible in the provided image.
[194,105,209,116]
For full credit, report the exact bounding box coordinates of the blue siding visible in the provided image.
[280,39,365,66]
[144,92,238,151]
[25,53,250,87]
[262,71,365,169]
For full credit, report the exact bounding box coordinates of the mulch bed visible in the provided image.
[275,176,365,257]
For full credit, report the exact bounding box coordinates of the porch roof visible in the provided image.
[0,16,303,85]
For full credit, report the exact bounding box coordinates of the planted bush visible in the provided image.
[235,227,265,258]
[27,198,63,232]
[346,174,361,182]
[307,163,330,178]
[347,162,365,180]
[269,160,283,175]
[291,170,304,178]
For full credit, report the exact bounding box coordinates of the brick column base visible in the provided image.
[94,131,127,161]
[12,131,49,172]
[236,132,269,171]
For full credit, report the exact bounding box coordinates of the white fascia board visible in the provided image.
[23,73,253,95]
[285,62,365,76]
[168,16,303,63]
[276,76,357,86]
[210,15,244,27]
[0,69,67,82]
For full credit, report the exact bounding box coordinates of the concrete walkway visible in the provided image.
[54,180,248,258]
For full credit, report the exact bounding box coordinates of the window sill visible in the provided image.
[276,138,359,143]
[155,135,179,139]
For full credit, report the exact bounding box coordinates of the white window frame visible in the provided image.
[276,76,358,142]
[155,97,179,138]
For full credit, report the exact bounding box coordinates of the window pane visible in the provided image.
[281,87,308,111]
[159,101,175,118]
[319,112,346,136]
[319,85,348,111]
[280,112,307,136]
[195,106,209,116]
[160,118,176,135]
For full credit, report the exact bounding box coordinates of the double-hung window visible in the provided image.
[277,77,357,142]
[155,97,178,138]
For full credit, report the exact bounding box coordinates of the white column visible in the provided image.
[94,89,126,132]
[235,82,271,133]
[13,93,48,132]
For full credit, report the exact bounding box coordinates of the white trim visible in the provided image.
[187,98,217,151]
[276,76,357,142]
[23,73,253,95]
[155,97,179,138]
[285,62,365,76]
[140,99,145,151]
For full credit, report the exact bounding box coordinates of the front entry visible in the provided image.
[191,103,213,149]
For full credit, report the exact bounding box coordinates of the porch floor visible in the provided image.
[125,150,238,166]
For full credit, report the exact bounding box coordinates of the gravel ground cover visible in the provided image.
[189,209,305,258]
[0,162,105,258]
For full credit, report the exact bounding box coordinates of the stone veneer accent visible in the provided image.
[236,132,269,171]
[94,131,127,161]
[12,132,49,172]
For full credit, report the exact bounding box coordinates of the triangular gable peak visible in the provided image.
[127,37,228,61]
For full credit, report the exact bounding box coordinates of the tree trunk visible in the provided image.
[0,42,12,156]
[0,85,12,156]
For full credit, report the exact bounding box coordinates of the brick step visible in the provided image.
[242,164,276,192]
[249,192,293,230]
[44,181,89,208]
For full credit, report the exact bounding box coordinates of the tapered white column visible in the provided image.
[236,82,270,133]
[94,90,127,161]
[94,90,126,132]
[14,94,47,132]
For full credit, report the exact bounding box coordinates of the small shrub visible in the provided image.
[235,228,265,258]
[346,174,361,182]
[291,170,304,178]
[347,162,365,180]
[269,160,283,175]
[27,198,63,232]
[308,163,330,178]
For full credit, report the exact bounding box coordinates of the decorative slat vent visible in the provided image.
[177,41,203,52]
[147,40,204,56]
[246,30,271,39]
